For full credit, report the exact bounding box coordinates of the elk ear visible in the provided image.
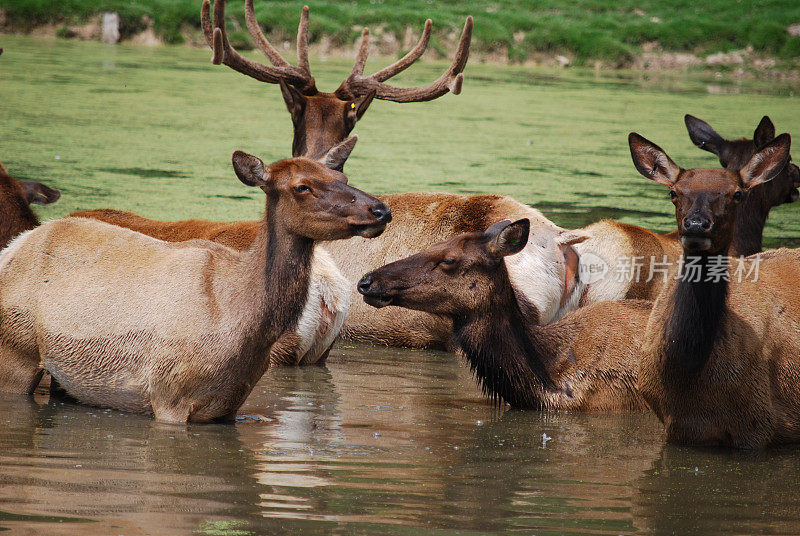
[629,132,682,186]
[232,151,269,187]
[22,181,61,206]
[344,91,375,131]
[487,219,530,258]
[684,115,726,157]
[319,135,358,171]
[753,116,776,149]
[555,229,591,246]
[740,133,791,189]
[279,80,306,122]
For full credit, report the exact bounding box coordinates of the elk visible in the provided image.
[562,116,800,317]
[72,136,361,366]
[0,162,60,250]
[683,114,800,256]
[201,0,472,159]
[357,218,650,411]
[630,132,800,448]
[0,148,390,423]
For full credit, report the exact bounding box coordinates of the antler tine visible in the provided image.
[348,27,371,80]
[297,5,311,76]
[244,0,291,68]
[203,0,316,92]
[370,19,432,82]
[340,16,473,103]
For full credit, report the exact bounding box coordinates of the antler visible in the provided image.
[201,0,317,94]
[336,16,473,103]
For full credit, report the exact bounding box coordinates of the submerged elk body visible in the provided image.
[358,219,649,411]
[0,150,389,422]
[629,132,800,448]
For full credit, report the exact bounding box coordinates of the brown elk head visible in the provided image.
[231,136,391,240]
[629,132,791,255]
[358,219,529,315]
[0,162,61,248]
[202,0,472,162]
[685,114,800,207]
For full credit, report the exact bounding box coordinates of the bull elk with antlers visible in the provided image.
[203,0,472,158]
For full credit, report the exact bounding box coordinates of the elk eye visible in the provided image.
[732,190,743,201]
[293,185,312,194]
[669,190,677,200]
[439,258,456,267]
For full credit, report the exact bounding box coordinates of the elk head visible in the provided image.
[231,136,391,240]
[358,219,529,315]
[629,132,791,255]
[202,0,472,162]
[685,114,800,207]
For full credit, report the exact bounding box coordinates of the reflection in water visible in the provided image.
[2,346,797,534]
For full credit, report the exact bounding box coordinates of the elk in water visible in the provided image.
[0,147,390,423]
[358,218,650,412]
[630,131,800,448]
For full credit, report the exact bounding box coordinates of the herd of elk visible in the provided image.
[2,1,800,448]
[358,132,800,445]
[0,146,390,423]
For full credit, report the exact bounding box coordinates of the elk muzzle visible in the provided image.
[357,273,396,308]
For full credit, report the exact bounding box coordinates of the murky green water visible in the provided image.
[2,35,800,534]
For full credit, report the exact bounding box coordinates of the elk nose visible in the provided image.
[683,215,711,233]
[357,275,374,295]
[369,203,392,224]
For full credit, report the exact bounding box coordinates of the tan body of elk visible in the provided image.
[564,115,800,317]
[629,132,800,448]
[0,162,60,250]
[77,194,583,349]
[0,150,390,423]
[357,218,649,411]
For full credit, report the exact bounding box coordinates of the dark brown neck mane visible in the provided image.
[249,194,314,344]
[451,267,559,408]
[662,255,729,382]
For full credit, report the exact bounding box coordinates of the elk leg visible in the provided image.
[269,332,302,367]
[0,344,43,395]
[314,342,335,366]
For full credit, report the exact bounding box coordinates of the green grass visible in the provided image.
[2,0,800,63]
[1,34,800,247]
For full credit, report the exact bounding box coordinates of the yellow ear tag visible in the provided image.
[350,103,356,109]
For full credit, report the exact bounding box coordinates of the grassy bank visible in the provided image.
[2,0,800,65]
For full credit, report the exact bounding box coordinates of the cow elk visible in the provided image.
[684,114,800,256]
[630,132,800,448]
[357,218,650,412]
[0,162,60,250]
[562,116,799,318]
[0,148,390,423]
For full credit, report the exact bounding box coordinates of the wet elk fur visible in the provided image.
[0,151,390,423]
[630,132,800,448]
[358,219,649,411]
